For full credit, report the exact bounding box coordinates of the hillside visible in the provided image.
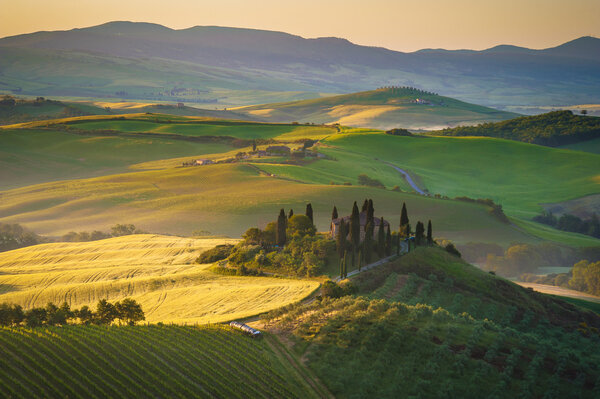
[235,87,518,130]
[261,247,600,398]
[431,110,600,146]
[0,22,598,107]
[0,234,318,323]
[0,324,318,398]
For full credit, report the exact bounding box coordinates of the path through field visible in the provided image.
[385,162,427,195]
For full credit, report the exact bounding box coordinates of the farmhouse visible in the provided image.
[195,159,213,166]
[330,212,390,241]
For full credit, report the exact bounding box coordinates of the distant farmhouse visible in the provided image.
[413,98,432,105]
[330,211,390,241]
[194,159,213,166]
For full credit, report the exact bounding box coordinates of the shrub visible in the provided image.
[358,174,385,189]
[196,244,235,264]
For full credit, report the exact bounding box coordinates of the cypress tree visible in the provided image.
[358,249,363,271]
[288,209,294,219]
[336,220,346,257]
[427,220,433,245]
[386,225,392,256]
[349,202,361,251]
[276,209,287,246]
[415,221,425,246]
[377,217,385,258]
[332,206,338,220]
[305,203,314,224]
[361,199,369,212]
[400,202,409,237]
[252,140,257,152]
[364,220,373,263]
[367,199,374,226]
[396,234,401,256]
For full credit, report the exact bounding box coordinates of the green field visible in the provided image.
[0,324,317,398]
[560,137,600,154]
[322,133,600,219]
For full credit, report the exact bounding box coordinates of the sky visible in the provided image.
[1,0,599,52]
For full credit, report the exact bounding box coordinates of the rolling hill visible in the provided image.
[235,87,518,130]
[0,234,318,323]
[261,247,600,398]
[0,21,598,108]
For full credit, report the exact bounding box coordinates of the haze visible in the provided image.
[2,0,599,52]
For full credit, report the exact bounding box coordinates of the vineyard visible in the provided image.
[0,324,318,398]
[0,235,319,324]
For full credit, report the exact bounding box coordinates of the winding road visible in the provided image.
[384,162,427,195]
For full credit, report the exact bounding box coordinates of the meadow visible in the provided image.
[0,324,318,398]
[0,234,318,324]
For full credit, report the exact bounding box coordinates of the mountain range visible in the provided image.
[0,21,599,107]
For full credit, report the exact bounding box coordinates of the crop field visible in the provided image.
[0,128,232,190]
[0,324,317,398]
[0,163,537,245]
[0,235,318,324]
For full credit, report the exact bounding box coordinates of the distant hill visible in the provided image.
[234,87,518,130]
[431,110,600,146]
[0,22,598,107]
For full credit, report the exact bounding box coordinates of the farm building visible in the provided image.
[330,212,390,241]
[195,159,214,166]
[229,321,262,338]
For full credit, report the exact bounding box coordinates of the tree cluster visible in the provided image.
[434,110,600,147]
[0,223,41,252]
[62,224,144,242]
[521,260,600,297]
[454,197,510,223]
[0,298,145,328]
[533,211,600,239]
[357,174,385,189]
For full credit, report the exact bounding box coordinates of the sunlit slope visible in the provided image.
[323,133,600,219]
[236,88,517,130]
[0,234,318,324]
[0,128,232,190]
[0,324,318,398]
[0,163,537,245]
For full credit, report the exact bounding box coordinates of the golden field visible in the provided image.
[0,234,319,324]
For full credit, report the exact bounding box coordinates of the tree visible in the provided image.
[305,203,314,224]
[276,209,287,246]
[116,298,145,325]
[288,209,294,219]
[364,220,374,263]
[349,202,361,251]
[252,140,257,151]
[336,220,347,257]
[415,221,425,246]
[367,199,374,225]
[287,215,316,237]
[581,109,587,115]
[362,199,369,212]
[400,202,409,237]
[76,305,94,324]
[111,224,137,237]
[24,307,47,328]
[332,206,338,220]
[427,220,433,245]
[377,218,385,257]
[96,299,117,324]
[386,225,392,256]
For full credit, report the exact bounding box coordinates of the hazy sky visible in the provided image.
[2,0,599,52]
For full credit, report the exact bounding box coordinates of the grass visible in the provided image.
[0,163,536,245]
[0,234,318,324]
[0,128,232,190]
[560,137,600,154]
[323,133,600,220]
[0,324,318,398]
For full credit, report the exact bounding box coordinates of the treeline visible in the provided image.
[533,211,600,239]
[0,223,41,252]
[481,242,600,277]
[433,110,600,147]
[0,298,145,328]
[62,223,144,242]
[522,260,600,297]
[454,197,510,223]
